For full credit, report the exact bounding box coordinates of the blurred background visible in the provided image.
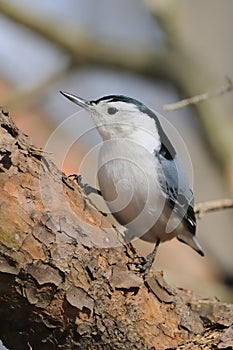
[0,4,232,346]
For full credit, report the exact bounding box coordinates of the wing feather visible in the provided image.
[156,150,196,234]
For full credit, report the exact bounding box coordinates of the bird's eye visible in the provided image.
[107,107,118,115]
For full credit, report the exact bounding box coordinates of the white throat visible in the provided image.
[91,111,161,154]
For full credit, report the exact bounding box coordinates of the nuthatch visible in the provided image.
[61,92,204,275]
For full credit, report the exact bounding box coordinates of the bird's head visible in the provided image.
[60,91,159,142]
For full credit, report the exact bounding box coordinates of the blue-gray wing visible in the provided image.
[140,107,196,234]
[156,152,196,234]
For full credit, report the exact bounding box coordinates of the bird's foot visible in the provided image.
[128,254,155,278]
[68,174,101,196]
[128,240,160,278]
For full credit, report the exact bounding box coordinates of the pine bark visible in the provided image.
[0,110,232,350]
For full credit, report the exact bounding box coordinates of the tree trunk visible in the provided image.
[0,110,232,350]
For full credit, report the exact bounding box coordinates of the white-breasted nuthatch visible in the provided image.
[61,91,204,275]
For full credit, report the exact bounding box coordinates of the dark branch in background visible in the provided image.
[0,1,166,77]
[0,0,168,110]
[0,0,233,186]
[195,198,233,218]
[0,0,233,196]
[163,77,233,111]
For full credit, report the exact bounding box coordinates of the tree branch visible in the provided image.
[1,110,233,349]
[195,198,233,218]
[163,77,233,111]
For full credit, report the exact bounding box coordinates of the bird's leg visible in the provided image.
[68,174,108,216]
[142,239,160,277]
[68,174,102,196]
[128,239,160,278]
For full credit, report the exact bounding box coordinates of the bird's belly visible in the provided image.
[97,141,181,242]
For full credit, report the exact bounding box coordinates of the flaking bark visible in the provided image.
[0,110,232,350]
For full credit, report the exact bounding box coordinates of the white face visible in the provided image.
[60,91,161,152]
[90,100,140,124]
[88,99,161,153]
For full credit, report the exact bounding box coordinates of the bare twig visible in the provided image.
[163,77,233,111]
[195,198,233,218]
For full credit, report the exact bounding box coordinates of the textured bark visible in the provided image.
[0,110,232,350]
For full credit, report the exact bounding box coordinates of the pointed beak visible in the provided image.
[60,91,91,110]
[177,234,205,257]
[193,237,205,257]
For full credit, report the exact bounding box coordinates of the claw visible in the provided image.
[128,239,160,278]
[68,174,102,196]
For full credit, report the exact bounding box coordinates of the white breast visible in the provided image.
[97,138,167,239]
